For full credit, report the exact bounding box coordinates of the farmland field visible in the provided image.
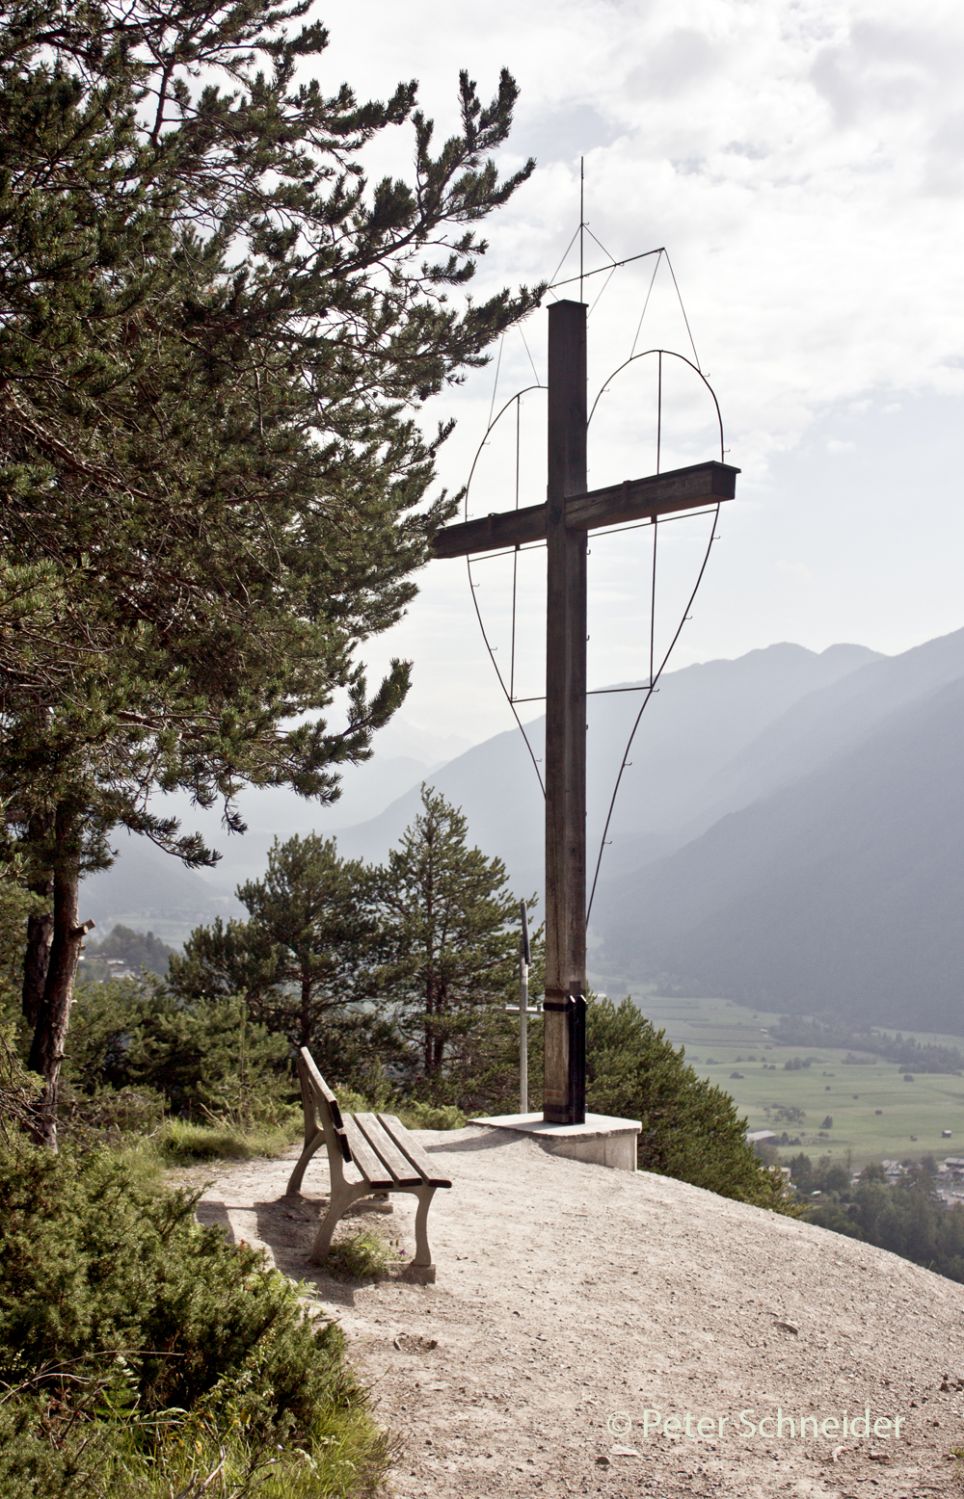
[599,985,964,1169]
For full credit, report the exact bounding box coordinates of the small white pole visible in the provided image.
[519,900,530,1114]
[506,902,541,1113]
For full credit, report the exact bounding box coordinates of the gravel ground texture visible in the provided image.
[190,1125,964,1499]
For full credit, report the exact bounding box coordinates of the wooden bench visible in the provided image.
[287,1047,452,1283]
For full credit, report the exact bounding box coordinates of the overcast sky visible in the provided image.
[325,0,964,756]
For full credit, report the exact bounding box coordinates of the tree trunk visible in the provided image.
[299,975,312,1050]
[423,980,434,1079]
[21,812,54,1030]
[27,806,89,1150]
[22,908,53,1031]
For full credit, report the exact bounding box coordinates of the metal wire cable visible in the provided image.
[630,252,663,359]
[545,225,582,303]
[584,224,618,265]
[586,498,720,920]
[583,350,725,921]
[464,385,548,795]
[588,264,618,318]
[510,399,520,700]
[664,249,701,370]
[486,333,506,430]
[549,247,662,293]
[518,322,542,386]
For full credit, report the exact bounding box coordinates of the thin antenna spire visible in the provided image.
[579,156,585,303]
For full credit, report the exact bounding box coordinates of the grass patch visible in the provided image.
[394,1099,466,1131]
[0,1389,388,1498]
[325,1229,399,1282]
[153,1112,301,1165]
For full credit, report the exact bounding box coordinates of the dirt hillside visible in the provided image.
[192,1126,964,1498]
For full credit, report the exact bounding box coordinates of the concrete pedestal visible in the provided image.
[471,1112,641,1172]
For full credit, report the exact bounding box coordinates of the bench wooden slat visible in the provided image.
[342,1114,395,1189]
[297,1048,351,1161]
[352,1112,423,1185]
[377,1113,453,1188]
[299,1047,341,1118]
[292,1049,451,1281]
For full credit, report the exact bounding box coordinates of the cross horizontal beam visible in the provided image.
[432,459,740,561]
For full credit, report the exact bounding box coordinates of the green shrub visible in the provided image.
[0,1138,386,1497]
[67,982,291,1124]
[59,1083,168,1144]
[0,1024,41,1143]
[396,1099,466,1130]
[585,997,798,1213]
[325,1230,399,1282]
[334,1085,465,1133]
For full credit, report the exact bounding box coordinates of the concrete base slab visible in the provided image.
[471,1112,641,1172]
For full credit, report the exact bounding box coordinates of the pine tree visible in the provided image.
[0,0,540,1141]
[373,786,531,1103]
[169,834,388,1083]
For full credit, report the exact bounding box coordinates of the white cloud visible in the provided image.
[313,0,964,742]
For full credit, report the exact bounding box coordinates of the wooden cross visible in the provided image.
[433,300,739,1124]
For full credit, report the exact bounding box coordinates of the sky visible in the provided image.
[321,0,964,756]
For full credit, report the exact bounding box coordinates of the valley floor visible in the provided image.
[193,1128,964,1498]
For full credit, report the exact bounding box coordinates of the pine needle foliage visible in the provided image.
[372,785,536,1105]
[168,834,389,1083]
[0,1137,388,1496]
[584,996,799,1213]
[0,0,540,1138]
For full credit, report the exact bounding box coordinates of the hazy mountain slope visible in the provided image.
[599,673,964,1032]
[81,833,237,943]
[337,641,878,894]
[78,636,904,944]
[600,640,877,845]
[81,752,434,943]
[702,624,964,826]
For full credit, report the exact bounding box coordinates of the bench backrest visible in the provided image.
[296,1047,352,1164]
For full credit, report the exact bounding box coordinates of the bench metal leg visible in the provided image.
[406,1185,438,1284]
[286,1128,325,1195]
[310,1180,371,1262]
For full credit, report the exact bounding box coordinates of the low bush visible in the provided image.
[67,981,291,1124]
[325,1230,399,1282]
[0,1138,387,1497]
[0,1024,41,1144]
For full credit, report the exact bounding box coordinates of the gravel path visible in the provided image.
[192,1126,964,1498]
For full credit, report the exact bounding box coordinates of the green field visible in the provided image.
[603,987,964,1170]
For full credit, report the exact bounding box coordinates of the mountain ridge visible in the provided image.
[598,635,964,1032]
[81,627,964,1034]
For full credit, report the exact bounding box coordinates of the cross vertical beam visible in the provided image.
[430,297,740,1129]
[543,300,588,1125]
